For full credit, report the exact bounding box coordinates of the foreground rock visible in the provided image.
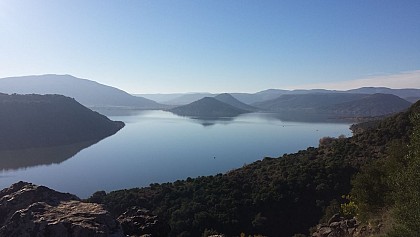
[311,214,383,237]
[117,207,170,236]
[0,181,124,237]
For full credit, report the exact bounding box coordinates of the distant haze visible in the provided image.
[0,74,164,109]
[0,1,419,93]
[293,70,420,91]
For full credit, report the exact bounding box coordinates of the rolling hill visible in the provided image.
[214,93,258,112]
[347,87,420,102]
[161,93,214,105]
[326,93,412,116]
[0,74,164,109]
[0,93,124,150]
[253,93,361,111]
[169,97,250,117]
[250,87,420,104]
[139,87,420,106]
[254,93,412,117]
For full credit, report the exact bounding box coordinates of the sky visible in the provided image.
[1,0,420,93]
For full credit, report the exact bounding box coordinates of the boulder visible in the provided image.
[0,181,124,237]
[311,214,383,237]
[117,206,170,236]
[327,213,341,225]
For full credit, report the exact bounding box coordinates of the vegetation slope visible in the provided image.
[253,93,411,117]
[348,101,420,236]
[90,101,419,237]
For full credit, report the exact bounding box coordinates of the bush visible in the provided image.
[389,114,420,235]
[340,195,358,218]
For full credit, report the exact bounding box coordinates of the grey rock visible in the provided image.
[0,181,124,237]
[117,206,170,237]
[346,218,356,228]
[328,213,341,225]
[329,222,341,228]
[312,214,382,237]
[318,227,333,236]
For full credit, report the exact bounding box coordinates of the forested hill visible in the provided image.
[0,93,124,150]
[90,101,419,236]
[169,97,250,117]
[253,93,412,117]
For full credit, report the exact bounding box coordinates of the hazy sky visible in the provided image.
[1,0,420,93]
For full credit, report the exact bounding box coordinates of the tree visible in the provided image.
[389,113,420,236]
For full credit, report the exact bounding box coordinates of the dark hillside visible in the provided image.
[347,87,420,101]
[253,93,412,118]
[253,93,363,111]
[91,100,419,236]
[169,97,250,118]
[326,93,411,117]
[0,93,124,150]
[214,93,258,112]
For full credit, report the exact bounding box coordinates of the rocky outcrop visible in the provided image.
[0,181,124,237]
[117,207,170,237]
[312,214,383,237]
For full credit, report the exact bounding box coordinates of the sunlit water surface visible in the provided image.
[0,110,352,198]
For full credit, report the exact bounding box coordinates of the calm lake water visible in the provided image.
[0,110,352,198]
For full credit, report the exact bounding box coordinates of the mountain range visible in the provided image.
[168,92,412,119]
[214,93,258,112]
[138,87,420,105]
[253,93,412,117]
[347,87,420,102]
[1,74,418,119]
[0,74,165,109]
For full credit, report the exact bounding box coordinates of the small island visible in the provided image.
[169,96,251,118]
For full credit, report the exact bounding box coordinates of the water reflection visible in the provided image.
[186,116,236,127]
[90,107,151,117]
[171,111,349,126]
[0,109,352,197]
[256,111,348,123]
[0,140,99,171]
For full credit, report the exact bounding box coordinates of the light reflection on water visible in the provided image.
[0,110,352,198]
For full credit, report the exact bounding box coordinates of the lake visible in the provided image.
[0,110,352,198]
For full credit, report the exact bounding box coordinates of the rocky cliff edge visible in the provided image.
[0,181,124,237]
